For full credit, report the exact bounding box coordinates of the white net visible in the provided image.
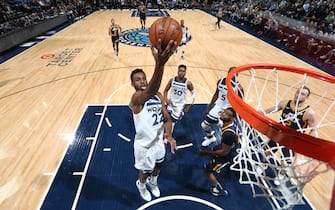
[228,65,335,210]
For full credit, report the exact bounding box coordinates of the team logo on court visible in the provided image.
[119,28,192,48]
[119,28,150,47]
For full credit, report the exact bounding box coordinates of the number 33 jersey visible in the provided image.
[133,95,165,147]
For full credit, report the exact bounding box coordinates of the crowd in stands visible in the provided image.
[0,0,92,35]
[211,0,334,40]
[211,0,334,66]
[102,0,202,10]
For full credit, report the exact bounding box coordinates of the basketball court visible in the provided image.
[0,9,334,210]
[39,104,313,210]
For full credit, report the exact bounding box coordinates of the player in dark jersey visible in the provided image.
[198,107,238,196]
[215,8,223,29]
[262,86,317,161]
[108,18,122,56]
[138,1,147,29]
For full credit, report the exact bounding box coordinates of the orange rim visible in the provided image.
[226,63,335,169]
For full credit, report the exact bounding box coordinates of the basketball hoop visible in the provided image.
[226,63,335,210]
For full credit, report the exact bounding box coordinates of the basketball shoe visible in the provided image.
[210,185,228,196]
[201,131,216,147]
[146,176,160,197]
[136,180,152,201]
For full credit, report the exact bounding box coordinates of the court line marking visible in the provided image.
[38,106,88,209]
[137,195,224,210]
[71,82,131,210]
[71,106,108,209]
[177,143,193,149]
[260,176,281,209]
[42,172,55,176]
[105,117,112,127]
[71,108,107,209]
[103,148,111,152]
[73,172,84,176]
[118,133,131,142]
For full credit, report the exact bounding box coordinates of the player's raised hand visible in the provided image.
[151,40,178,66]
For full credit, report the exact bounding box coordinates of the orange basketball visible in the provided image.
[149,17,183,50]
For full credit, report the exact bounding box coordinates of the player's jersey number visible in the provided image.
[152,113,164,126]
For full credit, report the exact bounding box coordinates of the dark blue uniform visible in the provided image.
[268,100,310,160]
[280,100,309,130]
[205,123,238,173]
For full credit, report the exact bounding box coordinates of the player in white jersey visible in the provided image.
[201,67,244,147]
[130,40,178,202]
[133,95,165,147]
[163,64,195,135]
[176,19,190,60]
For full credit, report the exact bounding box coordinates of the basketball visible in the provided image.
[149,17,183,50]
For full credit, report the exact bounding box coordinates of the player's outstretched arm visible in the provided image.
[132,40,178,107]
[147,39,177,94]
[158,92,177,154]
[262,100,286,115]
[185,80,195,112]
[305,108,318,137]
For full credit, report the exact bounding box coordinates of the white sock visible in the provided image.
[216,181,223,190]
[138,180,146,189]
[150,175,158,184]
